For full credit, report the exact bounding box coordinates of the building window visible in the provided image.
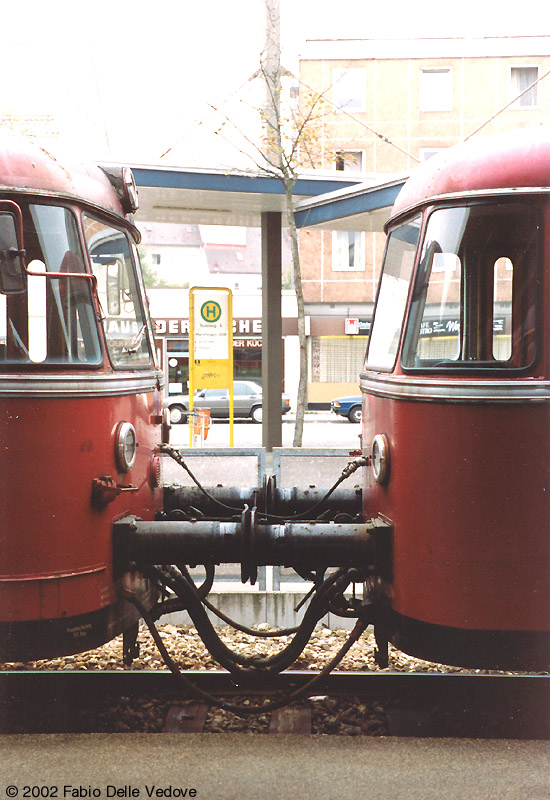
[152,253,161,265]
[332,68,366,112]
[510,66,539,107]
[311,336,369,382]
[332,231,365,271]
[419,68,453,112]
[335,150,364,171]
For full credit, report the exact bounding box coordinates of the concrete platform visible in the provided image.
[1,734,549,800]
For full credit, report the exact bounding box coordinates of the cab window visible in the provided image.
[402,202,538,369]
[0,203,101,366]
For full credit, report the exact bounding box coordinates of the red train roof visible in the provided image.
[391,126,550,222]
[0,130,124,216]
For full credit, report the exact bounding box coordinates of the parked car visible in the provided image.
[165,380,291,424]
[330,395,362,423]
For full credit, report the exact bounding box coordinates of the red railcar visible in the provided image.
[361,127,550,669]
[0,132,164,661]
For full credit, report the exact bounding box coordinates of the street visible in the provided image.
[168,411,362,449]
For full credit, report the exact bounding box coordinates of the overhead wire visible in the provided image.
[462,67,550,142]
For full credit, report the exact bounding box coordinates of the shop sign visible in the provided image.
[234,338,262,349]
[154,317,261,337]
[345,318,371,335]
[419,317,505,337]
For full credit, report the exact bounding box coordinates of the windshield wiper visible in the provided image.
[122,324,147,355]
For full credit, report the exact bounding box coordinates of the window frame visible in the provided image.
[83,212,154,371]
[331,230,365,272]
[334,150,365,172]
[0,200,104,370]
[419,67,453,113]
[364,215,422,372]
[509,65,540,108]
[332,67,367,113]
[401,199,542,375]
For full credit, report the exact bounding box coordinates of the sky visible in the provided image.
[2,0,549,166]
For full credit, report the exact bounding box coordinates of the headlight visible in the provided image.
[115,421,137,472]
[372,433,390,484]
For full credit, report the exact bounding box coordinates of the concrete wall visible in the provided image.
[163,591,357,631]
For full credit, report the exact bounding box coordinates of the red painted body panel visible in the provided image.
[392,126,550,220]
[0,391,163,622]
[362,395,550,631]
[0,133,161,660]
[0,131,124,217]
[362,127,550,653]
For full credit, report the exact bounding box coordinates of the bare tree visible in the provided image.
[258,0,326,445]
[205,0,333,444]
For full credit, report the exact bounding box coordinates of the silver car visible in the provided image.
[165,380,291,424]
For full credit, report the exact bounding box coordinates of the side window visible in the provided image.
[493,257,513,361]
[365,217,421,370]
[84,216,152,368]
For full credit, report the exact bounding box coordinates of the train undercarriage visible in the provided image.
[112,446,394,704]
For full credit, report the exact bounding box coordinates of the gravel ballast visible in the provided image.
[2,623,532,735]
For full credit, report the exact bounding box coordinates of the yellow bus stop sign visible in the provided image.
[189,287,233,445]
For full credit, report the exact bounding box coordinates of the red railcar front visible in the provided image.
[0,133,164,660]
[361,128,550,670]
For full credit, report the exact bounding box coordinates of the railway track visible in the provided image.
[1,671,548,738]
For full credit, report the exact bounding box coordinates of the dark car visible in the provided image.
[164,380,291,424]
[330,395,362,423]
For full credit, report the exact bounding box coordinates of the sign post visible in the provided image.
[189,287,233,446]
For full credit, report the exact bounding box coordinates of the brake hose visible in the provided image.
[176,563,301,638]
[161,444,367,522]
[121,588,369,718]
[149,565,355,675]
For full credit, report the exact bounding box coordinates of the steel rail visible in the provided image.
[1,670,548,738]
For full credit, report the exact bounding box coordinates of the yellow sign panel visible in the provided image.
[192,359,233,389]
[189,287,234,446]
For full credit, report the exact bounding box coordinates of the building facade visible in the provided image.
[297,36,550,402]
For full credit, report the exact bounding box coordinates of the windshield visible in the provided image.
[0,203,101,366]
[401,202,539,369]
[84,216,152,369]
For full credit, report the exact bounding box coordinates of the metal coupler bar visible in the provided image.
[113,513,391,584]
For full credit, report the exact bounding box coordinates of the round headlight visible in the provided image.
[115,421,137,472]
[372,433,390,484]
